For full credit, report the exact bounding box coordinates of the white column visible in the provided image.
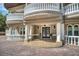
[28,25,30,39]
[6,29,9,36]
[56,23,61,42]
[25,25,28,40]
[15,28,19,36]
[61,23,64,40]
[28,25,32,39]
[7,27,11,40]
[15,28,20,40]
[9,27,11,36]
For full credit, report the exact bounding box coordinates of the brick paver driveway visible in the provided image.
[0,36,79,56]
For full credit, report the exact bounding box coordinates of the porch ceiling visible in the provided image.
[65,11,79,19]
[65,17,79,24]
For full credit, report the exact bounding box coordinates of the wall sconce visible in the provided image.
[44,25,46,26]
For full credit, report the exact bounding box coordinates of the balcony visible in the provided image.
[24,3,60,15]
[7,13,24,21]
[24,3,61,20]
[64,3,79,16]
[6,13,24,24]
[65,36,79,46]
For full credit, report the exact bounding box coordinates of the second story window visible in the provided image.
[74,25,79,36]
[67,24,79,36]
[68,25,72,36]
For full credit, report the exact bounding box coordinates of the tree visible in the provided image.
[0,13,6,32]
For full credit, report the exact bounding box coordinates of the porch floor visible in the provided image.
[23,39,62,48]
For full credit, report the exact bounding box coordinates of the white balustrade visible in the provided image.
[7,13,24,21]
[7,4,79,19]
[64,3,79,15]
[7,35,25,41]
[65,36,79,46]
[24,3,60,15]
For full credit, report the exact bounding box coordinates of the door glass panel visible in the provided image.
[42,27,50,38]
[68,26,72,36]
[74,25,79,36]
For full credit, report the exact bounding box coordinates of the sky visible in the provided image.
[0,3,8,16]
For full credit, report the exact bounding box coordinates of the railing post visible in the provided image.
[78,37,79,46]
[68,37,69,45]
[73,4,75,11]
[41,3,42,9]
[72,4,73,11]
[43,3,45,10]
[70,5,71,12]
[77,3,78,11]
[67,6,68,14]
[66,36,79,46]
[66,36,68,45]
[71,36,73,45]
[74,37,76,45]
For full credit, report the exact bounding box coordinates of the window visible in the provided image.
[19,27,25,35]
[23,27,25,35]
[20,28,22,35]
[74,25,79,36]
[67,24,79,36]
[11,28,15,35]
[68,25,72,36]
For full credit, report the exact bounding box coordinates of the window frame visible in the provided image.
[67,24,79,36]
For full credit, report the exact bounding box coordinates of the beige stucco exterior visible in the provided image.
[6,3,79,47]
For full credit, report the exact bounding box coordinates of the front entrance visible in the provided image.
[42,27,50,39]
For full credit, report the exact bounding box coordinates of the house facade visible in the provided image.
[5,3,79,47]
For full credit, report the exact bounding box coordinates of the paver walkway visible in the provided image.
[0,36,79,56]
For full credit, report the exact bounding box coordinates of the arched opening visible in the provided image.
[74,25,79,36]
[68,25,72,36]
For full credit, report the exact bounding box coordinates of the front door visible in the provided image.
[42,27,50,38]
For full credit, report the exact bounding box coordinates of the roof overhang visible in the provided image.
[4,3,25,9]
